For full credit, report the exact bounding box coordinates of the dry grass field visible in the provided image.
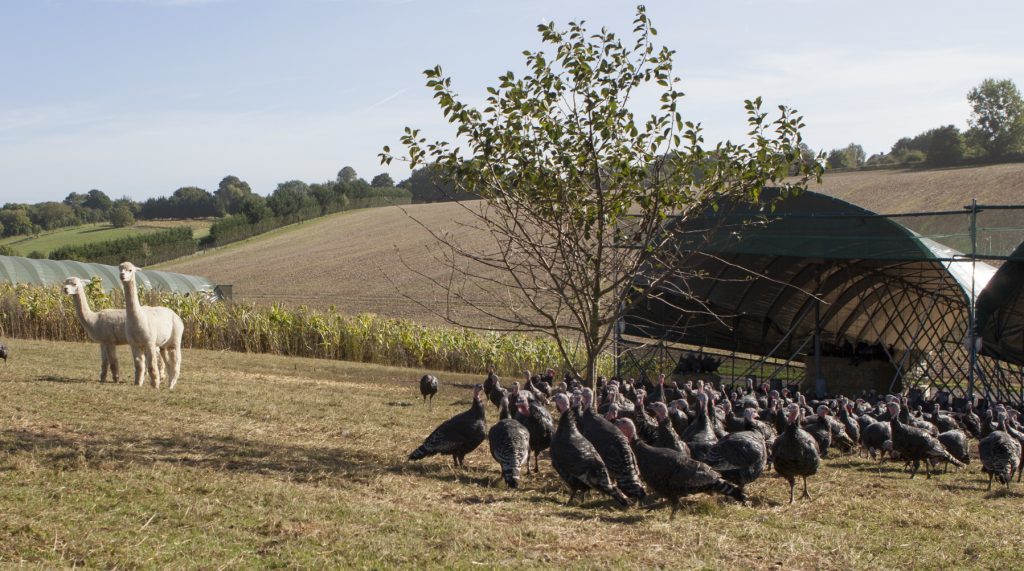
[807,163,1024,212]
[0,338,1022,568]
[158,201,496,326]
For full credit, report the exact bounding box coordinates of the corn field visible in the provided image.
[0,280,609,377]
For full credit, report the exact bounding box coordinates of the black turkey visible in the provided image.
[887,401,964,479]
[514,394,554,474]
[934,429,970,472]
[649,373,668,404]
[650,401,689,455]
[419,374,439,409]
[576,389,647,502]
[771,404,820,503]
[837,398,861,446]
[668,399,690,436]
[488,397,531,488]
[615,418,746,519]
[960,402,983,439]
[801,406,833,457]
[927,404,959,433]
[704,408,768,489]
[630,390,660,446]
[549,394,629,506]
[680,389,719,462]
[409,384,487,467]
[0,341,7,362]
[979,409,1022,489]
[861,420,892,461]
[483,368,499,399]
[719,399,747,434]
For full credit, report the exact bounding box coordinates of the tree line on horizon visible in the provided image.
[0,167,409,243]
[823,78,1024,170]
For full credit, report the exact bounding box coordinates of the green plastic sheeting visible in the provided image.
[624,189,1005,362]
[0,255,218,297]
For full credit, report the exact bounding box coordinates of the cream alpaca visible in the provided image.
[63,277,130,382]
[119,262,185,389]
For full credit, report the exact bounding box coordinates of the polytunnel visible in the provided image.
[0,255,219,298]
[621,189,1024,405]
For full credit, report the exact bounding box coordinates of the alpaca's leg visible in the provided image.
[132,346,146,386]
[164,347,181,390]
[108,345,120,383]
[145,345,162,388]
[99,346,109,382]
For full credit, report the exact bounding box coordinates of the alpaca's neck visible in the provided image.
[72,289,100,331]
[123,276,144,318]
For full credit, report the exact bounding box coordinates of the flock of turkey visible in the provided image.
[409,371,1024,518]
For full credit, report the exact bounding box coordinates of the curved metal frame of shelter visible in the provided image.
[0,256,218,297]
[622,189,1024,406]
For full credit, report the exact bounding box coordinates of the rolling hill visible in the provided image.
[0,219,213,257]
[158,164,1024,325]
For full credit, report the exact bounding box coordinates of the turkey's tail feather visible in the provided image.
[934,448,966,468]
[617,477,647,502]
[713,478,748,503]
[502,466,521,489]
[409,446,432,461]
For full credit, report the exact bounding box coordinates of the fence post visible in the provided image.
[967,198,978,404]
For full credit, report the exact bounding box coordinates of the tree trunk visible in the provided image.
[586,352,599,393]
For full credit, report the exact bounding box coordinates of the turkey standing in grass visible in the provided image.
[650,401,689,455]
[928,403,960,433]
[0,341,7,362]
[631,390,660,446]
[577,389,647,502]
[934,430,971,472]
[680,389,719,462]
[549,393,629,506]
[979,409,1022,490]
[419,374,439,409]
[960,402,983,439]
[704,408,768,489]
[837,398,861,446]
[614,418,746,519]
[772,404,820,504]
[409,384,487,467]
[514,394,553,474]
[861,420,892,461]
[887,401,965,479]
[801,405,834,457]
[483,368,499,399]
[488,397,530,488]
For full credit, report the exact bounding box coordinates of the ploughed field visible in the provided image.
[0,339,1021,568]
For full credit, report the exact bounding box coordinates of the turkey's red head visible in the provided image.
[786,403,800,424]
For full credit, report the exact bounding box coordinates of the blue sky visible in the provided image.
[2,0,1022,204]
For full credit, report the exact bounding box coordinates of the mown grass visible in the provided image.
[0,339,1021,568]
[0,220,213,257]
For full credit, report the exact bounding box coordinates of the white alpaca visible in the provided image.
[119,262,185,389]
[63,277,130,382]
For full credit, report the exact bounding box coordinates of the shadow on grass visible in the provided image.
[0,427,391,486]
[393,461,495,487]
[554,509,646,524]
[34,375,93,384]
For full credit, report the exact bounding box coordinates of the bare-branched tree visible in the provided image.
[381,7,824,386]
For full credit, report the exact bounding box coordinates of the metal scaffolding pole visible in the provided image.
[967,199,978,403]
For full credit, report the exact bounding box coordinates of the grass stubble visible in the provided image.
[0,339,1021,569]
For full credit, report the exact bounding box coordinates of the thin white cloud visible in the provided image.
[366,88,411,111]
